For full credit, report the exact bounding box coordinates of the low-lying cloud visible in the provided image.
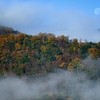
[0,69,100,100]
[0,0,100,42]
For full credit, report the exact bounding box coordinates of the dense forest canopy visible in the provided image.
[0,26,100,80]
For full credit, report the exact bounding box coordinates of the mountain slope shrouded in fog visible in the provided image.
[1,0,100,99]
[0,27,100,100]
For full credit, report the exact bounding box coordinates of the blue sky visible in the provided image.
[0,0,100,42]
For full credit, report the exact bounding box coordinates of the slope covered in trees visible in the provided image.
[1,27,100,100]
[0,27,100,80]
[0,26,20,35]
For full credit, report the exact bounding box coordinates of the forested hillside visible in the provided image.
[1,27,100,100]
[0,26,19,35]
[0,27,100,79]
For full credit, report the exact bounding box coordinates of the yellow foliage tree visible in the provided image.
[47,34,55,42]
[68,58,81,71]
[59,62,66,68]
[88,48,99,59]
[15,43,21,50]
[7,34,15,42]
[40,45,47,52]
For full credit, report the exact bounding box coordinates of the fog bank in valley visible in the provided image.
[0,69,100,100]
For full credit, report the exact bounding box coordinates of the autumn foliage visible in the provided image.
[0,27,100,79]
